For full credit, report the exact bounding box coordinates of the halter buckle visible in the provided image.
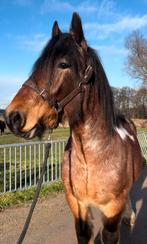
[39,89,49,101]
[39,89,46,96]
[79,65,93,87]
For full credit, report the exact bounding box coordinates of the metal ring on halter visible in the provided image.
[79,81,84,87]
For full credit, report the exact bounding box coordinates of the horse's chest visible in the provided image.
[62,148,104,199]
[62,147,126,203]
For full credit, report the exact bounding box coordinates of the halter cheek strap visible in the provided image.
[22,80,57,108]
[22,80,50,101]
[56,65,93,112]
[22,65,93,113]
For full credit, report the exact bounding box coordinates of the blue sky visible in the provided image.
[0,0,147,108]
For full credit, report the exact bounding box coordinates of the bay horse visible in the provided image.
[0,120,6,134]
[5,13,142,244]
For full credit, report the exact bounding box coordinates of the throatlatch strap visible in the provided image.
[57,85,85,112]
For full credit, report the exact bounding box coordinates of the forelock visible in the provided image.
[31,32,86,81]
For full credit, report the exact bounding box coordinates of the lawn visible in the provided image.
[0,126,69,194]
[0,181,64,210]
[0,126,69,145]
[0,140,66,193]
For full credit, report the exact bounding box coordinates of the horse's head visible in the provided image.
[5,13,91,139]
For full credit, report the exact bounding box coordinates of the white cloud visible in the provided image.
[40,0,98,14]
[40,0,73,14]
[111,14,147,31]
[77,0,98,13]
[97,0,119,19]
[0,76,26,108]
[16,34,49,52]
[84,14,147,39]
[0,94,15,109]
[93,44,128,56]
[0,75,26,91]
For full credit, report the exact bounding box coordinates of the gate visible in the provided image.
[0,140,66,194]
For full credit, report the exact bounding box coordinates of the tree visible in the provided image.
[134,87,147,118]
[125,30,147,86]
[112,86,147,119]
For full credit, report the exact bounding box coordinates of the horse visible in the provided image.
[5,13,142,244]
[0,119,6,134]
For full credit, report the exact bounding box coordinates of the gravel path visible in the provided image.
[0,166,147,244]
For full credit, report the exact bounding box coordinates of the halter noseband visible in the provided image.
[22,65,93,113]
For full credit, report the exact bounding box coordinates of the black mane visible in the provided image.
[88,47,116,134]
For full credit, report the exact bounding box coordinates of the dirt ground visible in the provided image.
[0,166,147,244]
[132,119,147,129]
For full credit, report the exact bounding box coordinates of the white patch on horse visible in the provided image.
[85,138,98,151]
[115,126,134,141]
[83,120,99,151]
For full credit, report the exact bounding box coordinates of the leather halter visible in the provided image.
[22,65,93,113]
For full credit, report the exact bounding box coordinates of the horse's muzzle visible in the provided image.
[5,111,25,133]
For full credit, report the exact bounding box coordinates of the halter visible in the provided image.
[22,65,93,113]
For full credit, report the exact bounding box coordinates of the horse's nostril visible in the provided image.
[7,111,25,130]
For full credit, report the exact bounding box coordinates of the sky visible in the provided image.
[0,0,147,108]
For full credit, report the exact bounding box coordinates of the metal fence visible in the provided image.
[137,132,147,161]
[0,132,146,195]
[0,140,66,194]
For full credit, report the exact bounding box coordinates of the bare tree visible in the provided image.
[113,86,147,119]
[125,30,147,86]
[134,86,147,118]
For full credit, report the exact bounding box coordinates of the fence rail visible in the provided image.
[0,132,146,195]
[137,132,147,160]
[0,140,66,194]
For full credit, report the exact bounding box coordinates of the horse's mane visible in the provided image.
[88,47,116,134]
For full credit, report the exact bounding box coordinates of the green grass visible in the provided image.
[0,139,66,193]
[0,126,69,193]
[0,127,69,145]
[0,181,64,211]
[138,128,147,132]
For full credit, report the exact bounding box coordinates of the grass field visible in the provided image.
[0,124,68,208]
[0,126,69,193]
[0,126,69,145]
[0,181,64,210]
[0,141,66,193]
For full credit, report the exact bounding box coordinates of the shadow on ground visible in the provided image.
[94,165,147,244]
[121,165,147,244]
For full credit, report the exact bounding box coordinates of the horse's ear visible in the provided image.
[52,21,62,37]
[70,12,87,47]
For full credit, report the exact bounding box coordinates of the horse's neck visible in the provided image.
[71,114,109,152]
[71,87,110,153]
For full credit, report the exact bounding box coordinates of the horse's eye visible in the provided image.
[58,63,70,69]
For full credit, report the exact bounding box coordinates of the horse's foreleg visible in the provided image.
[66,193,93,244]
[122,196,136,227]
[100,199,125,244]
[101,213,121,244]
